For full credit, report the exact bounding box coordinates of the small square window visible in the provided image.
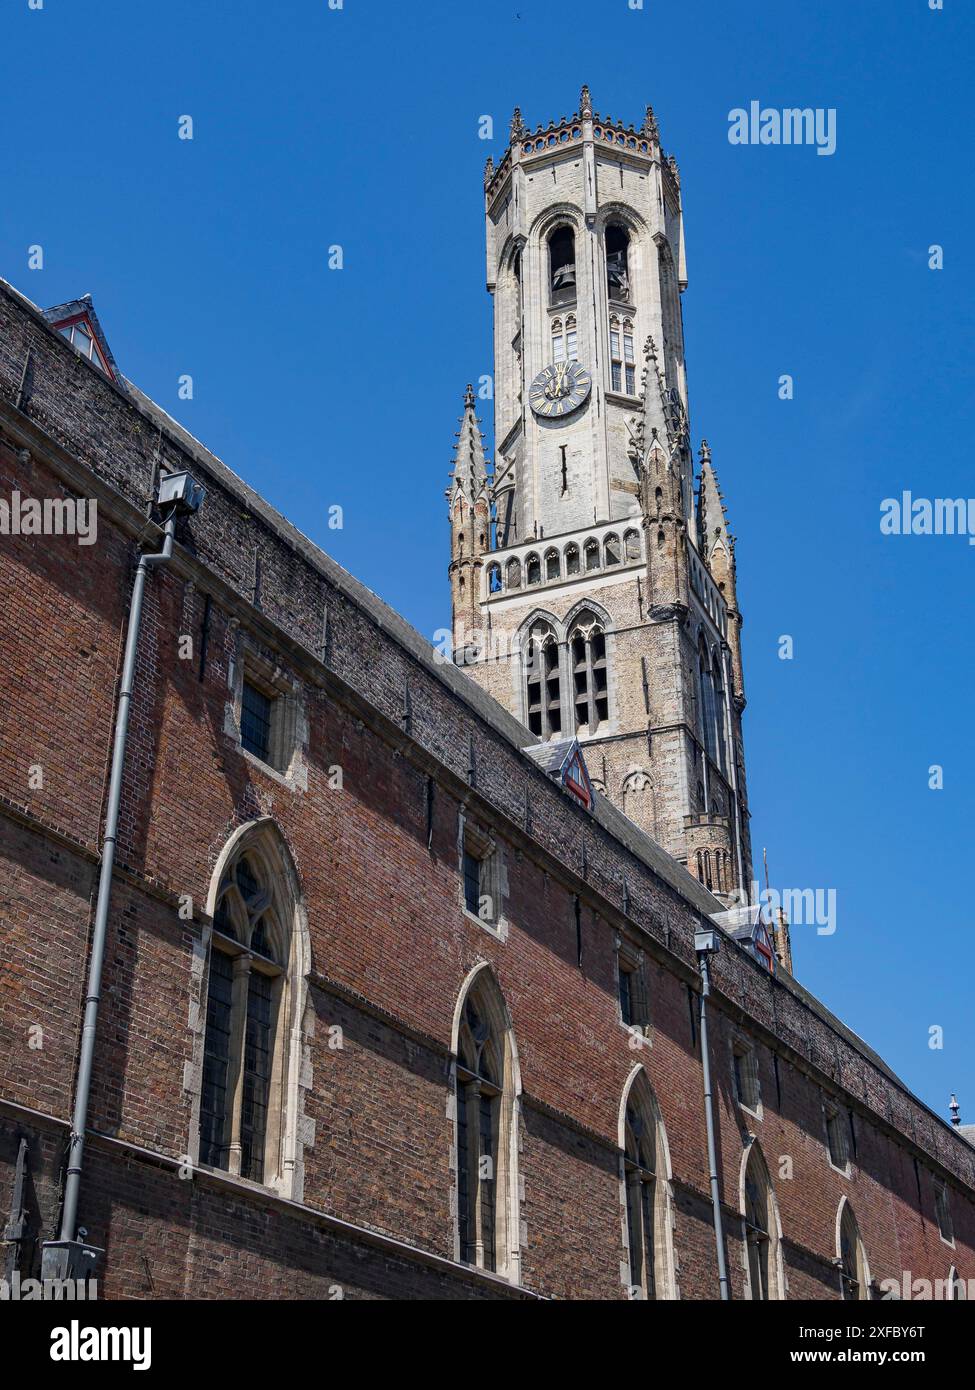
[617,945,650,1033]
[618,964,633,1027]
[733,1041,761,1112]
[241,680,273,762]
[461,825,500,929]
[825,1104,849,1171]
[935,1181,953,1244]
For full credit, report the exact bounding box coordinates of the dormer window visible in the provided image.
[58,317,109,375]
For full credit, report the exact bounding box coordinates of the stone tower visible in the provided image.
[448,89,752,900]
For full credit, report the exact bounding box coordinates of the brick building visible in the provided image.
[0,92,973,1302]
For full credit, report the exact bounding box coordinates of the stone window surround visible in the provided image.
[934,1178,955,1247]
[226,628,308,790]
[187,818,314,1204]
[457,812,508,941]
[615,931,652,1041]
[731,1033,762,1118]
[449,966,523,1285]
[823,1097,853,1177]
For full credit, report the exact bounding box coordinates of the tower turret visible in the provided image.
[447,92,753,902]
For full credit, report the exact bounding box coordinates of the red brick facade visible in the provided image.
[0,278,972,1300]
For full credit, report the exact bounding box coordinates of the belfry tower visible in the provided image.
[448,89,752,901]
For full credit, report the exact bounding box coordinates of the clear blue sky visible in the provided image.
[2,0,972,1124]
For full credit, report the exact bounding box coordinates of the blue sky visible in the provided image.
[2,0,972,1123]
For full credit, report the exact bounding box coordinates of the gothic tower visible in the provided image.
[448,89,752,900]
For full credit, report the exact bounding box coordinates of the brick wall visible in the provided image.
[0,278,972,1300]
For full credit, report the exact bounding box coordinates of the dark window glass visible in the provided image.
[241,680,272,762]
[463,849,481,916]
[641,1180,657,1299]
[199,950,234,1168]
[240,970,273,1182]
[457,1082,472,1263]
[479,1092,497,1272]
[626,1177,641,1291]
[619,965,633,1026]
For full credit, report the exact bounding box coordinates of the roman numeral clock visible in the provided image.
[528,360,593,418]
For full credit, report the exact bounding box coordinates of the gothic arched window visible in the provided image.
[200,826,305,1189]
[570,612,608,735]
[584,538,600,572]
[743,1144,782,1300]
[525,552,541,586]
[545,547,561,581]
[505,557,522,591]
[524,622,561,739]
[698,643,717,762]
[713,657,728,774]
[606,223,631,302]
[604,532,621,566]
[624,528,641,561]
[565,542,580,576]
[454,971,520,1277]
[549,225,576,306]
[487,562,502,594]
[621,1070,673,1300]
[839,1202,869,1301]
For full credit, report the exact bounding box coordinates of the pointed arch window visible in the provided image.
[454,974,519,1277]
[743,1144,782,1300]
[525,622,561,739]
[624,528,641,561]
[505,557,522,591]
[839,1203,869,1301]
[713,658,728,774]
[565,542,580,576]
[549,225,577,306]
[487,562,502,594]
[525,552,541,586]
[200,832,303,1188]
[545,547,561,581]
[604,533,621,566]
[570,612,608,735]
[621,1072,673,1300]
[606,223,631,302]
[698,644,718,762]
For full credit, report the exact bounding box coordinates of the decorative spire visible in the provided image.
[642,104,659,141]
[510,106,526,141]
[448,384,489,503]
[665,153,681,188]
[579,85,592,119]
[697,442,738,566]
[484,155,494,184]
[950,1094,961,1127]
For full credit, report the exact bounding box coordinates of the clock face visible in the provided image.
[529,361,592,419]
